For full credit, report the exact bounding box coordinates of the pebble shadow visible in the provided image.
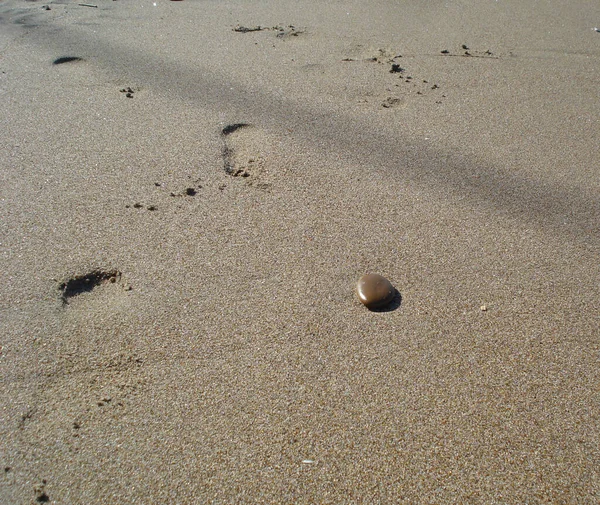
[368,289,402,313]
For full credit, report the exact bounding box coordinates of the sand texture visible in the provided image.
[1,0,599,503]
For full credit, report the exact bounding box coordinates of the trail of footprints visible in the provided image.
[53,121,274,310]
[38,34,506,503]
[48,39,502,219]
[50,40,501,212]
[47,39,501,218]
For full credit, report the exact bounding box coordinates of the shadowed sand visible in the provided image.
[1,0,599,503]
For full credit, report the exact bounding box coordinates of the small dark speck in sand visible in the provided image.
[390,64,404,73]
[4,467,10,473]
[441,49,450,54]
[36,493,50,503]
[53,56,82,65]
[185,187,197,196]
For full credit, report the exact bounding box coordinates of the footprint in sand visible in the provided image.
[57,269,132,309]
[232,24,305,39]
[220,123,276,188]
[53,56,84,65]
[341,46,447,108]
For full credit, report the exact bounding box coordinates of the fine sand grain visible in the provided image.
[1,0,599,503]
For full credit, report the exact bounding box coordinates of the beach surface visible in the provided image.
[1,0,599,503]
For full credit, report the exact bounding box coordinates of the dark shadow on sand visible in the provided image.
[3,17,598,250]
[368,289,402,313]
[58,270,121,304]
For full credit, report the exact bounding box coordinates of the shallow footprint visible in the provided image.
[220,123,277,187]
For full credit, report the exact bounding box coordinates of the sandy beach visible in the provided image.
[1,0,599,502]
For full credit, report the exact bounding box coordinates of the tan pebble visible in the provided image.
[480,305,487,311]
[357,274,395,309]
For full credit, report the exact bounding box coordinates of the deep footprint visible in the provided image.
[221,123,250,135]
[53,56,83,65]
[59,270,122,304]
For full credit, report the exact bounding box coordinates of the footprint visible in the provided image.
[440,45,498,59]
[58,269,131,306]
[153,178,203,198]
[386,72,445,104]
[342,46,400,63]
[232,24,305,39]
[381,97,406,109]
[220,123,276,187]
[233,25,266,33]
[53,56,83,65]
[274,25,305,39]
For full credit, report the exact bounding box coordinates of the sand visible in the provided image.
[1,0,599,503]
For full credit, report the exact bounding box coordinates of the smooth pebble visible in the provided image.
[356,274,395,309]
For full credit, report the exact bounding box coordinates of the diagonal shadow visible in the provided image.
[3,16,599,251]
